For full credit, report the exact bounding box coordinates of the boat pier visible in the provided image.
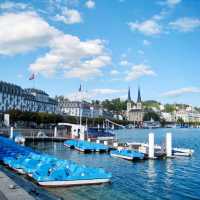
[0,170,34,200]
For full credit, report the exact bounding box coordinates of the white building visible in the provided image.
[0,81,58,114]
[175,109,200,123]
[57,98,103,118]
[161,112,174,122]
[159,104,165,111]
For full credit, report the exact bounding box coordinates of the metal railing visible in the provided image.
[0,128,70,138]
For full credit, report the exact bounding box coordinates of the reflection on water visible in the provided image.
[165,159,174,186]
[147,160,157,182]
[27,129,200,200]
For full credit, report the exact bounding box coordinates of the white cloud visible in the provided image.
[126,64,156,81]
[0,1,28,10]
[64,67,102,80]
[63,55,111,80]
[66,88,126,101]
[128,19,162,35]
[0,11,60,55]
[85,0,95,9]
[0,11,111,79]
[91,88,127,100]
[66,90,92,101]
[143,40,151,46]
[152,10,169,21]
[92,88,126,95]
[55,8,82,24]
[119,60,131,67]
[110,70,119,75]
[169,17,200,32]
[166,0,182,7]
[161,87,200,97]
[49,0,80,8]
[158,0,181,7]
[30,35,111,79]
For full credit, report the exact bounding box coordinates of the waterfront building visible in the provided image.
[0,81,58,114]
[57,97,105,118]
[58,99,91,118]
[161,112,174,122]
[127,87,144,123]
[175,108,200,123]
[159,104,165,111]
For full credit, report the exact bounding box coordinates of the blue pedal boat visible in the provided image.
[0,136,112,187]
[32,160,112,187]
[64,140,109,153]
[110,149,144,161]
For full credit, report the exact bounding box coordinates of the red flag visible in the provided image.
[29,73,35,80]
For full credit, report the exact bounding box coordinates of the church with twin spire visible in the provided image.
[127,87,144,124]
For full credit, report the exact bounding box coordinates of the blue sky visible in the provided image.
[0,0,200,105]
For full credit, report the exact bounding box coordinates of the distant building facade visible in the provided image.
[175,108,200,123]
[161,112,174,122]
[57,97,103,118]
[0,81,58,113]
[127,87,145,123]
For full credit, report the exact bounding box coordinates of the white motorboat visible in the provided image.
[172,148,194,157]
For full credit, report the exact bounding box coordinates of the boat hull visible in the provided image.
[173,148,194,157]
[110,153,134,161]
[38,178,110,187]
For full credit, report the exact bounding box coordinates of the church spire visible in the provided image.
[128,87,131,101]
[137,86,141,103]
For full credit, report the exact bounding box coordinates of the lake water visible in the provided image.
[28,128,200,200]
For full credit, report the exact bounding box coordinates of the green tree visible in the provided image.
[101,98,127,112]
[143,100,160,110]
[177,117,184,124]
[164,104,176,113]
[143,111,160,121]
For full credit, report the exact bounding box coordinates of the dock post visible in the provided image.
[79,128,85,141]
[148,132,154,159]
[10,127,14,140]
[166,132,172,157]
[54,126,57,138]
